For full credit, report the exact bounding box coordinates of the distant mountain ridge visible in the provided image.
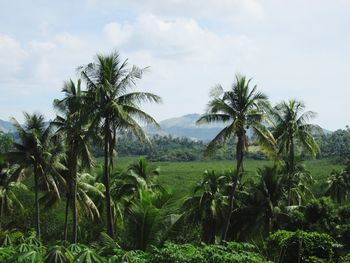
[146,113,333,142]
[0,115,333,142]
[0,119,14,133]
[146,113,234,142]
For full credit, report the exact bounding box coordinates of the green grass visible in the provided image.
[110,157,343,200]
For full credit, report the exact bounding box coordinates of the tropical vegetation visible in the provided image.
[0,50,349,262]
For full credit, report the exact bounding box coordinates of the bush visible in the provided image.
[304,198,337,232]
[337,224,350,247]
[342,253,350,263]
[148,242,270,263]
[267,230,337,263]
[338,205,350,224]
[149,242,205,263]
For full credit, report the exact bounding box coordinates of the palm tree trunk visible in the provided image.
[287,135,294,206]
[221,132,245,241]
[108,129,116,232]
[0,197,4,231]
[104,119,115,238]
[70,152,78,244]
[63,193,69,241]
[34,167,41,238]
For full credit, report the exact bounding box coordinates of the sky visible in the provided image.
[0,0,349,130]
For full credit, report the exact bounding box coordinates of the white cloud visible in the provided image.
[103,22,133,46]
[54,33,84,49]
[110,0,264,20]
[29,40,56,51]
[0,34,27,75]
[104,14,256,61]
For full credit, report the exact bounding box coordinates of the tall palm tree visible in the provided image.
[5,113,63,238]
[272,100,320,205]
[0,161,27,231]
[79,51,162,238]
[197,74,273,241]
[326,169,350,204]
[183,170,229,243]
[53,79,94,243]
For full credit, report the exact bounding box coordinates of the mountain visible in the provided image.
[0,119,14,133]
[146,113,334,142]
[145,113,227,142]
[0,115,334,142]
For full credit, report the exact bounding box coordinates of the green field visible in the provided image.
[111,157,343,200]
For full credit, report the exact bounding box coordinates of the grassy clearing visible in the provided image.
[109,157,343,200]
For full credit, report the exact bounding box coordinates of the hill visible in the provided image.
[0,115,333,142]
[0,119,14,133]
[145,113,227,142]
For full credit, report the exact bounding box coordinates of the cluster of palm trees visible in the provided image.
[1,51,162,244]
[0,51,329,247]
[196,75,320,241]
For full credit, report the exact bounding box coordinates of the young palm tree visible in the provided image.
[197,74,273,241]
[5,113,63,238]
[52,168,104,242]
[127,157,160,191]
[79,51,162,238]
[183,170,229,243]
[272,100,320,205]
[125,188,176,250]
[77,172,105,220]
[0,161,27,231]
[53,79,94,243]
[255,166,285,233]
[326,169,350,204]
[284,163,315,206]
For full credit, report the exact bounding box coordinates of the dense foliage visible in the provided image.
[112,134,266,162]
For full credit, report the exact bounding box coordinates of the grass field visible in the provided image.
[110,157,343,200]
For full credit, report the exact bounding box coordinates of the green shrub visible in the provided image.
[267,230,337,263]
[148,241,270,263]
[342,253,350,262]
[338,205,350,224]
[337,224,350,247]
[304,198,335,225]
[149,242,205,263]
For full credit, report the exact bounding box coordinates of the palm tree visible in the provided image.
[125,188,176,250]
[183,170,229,243]
[54,168,104,242]
[0,161,27,231]
[126,157,160,193]
[272,100,320,205]
[76,172,105,220]
[326,169,350,203]
[285,163,315,206]
[53,79,94,243]
[79,51,162,238]
[5,113,62,238]
[197,74,273,241]
[255,166,285,233]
